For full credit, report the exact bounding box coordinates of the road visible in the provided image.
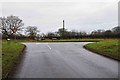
[11,42,118,78]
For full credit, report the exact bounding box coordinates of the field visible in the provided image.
[2,40,25,78]
[84,40,119,60]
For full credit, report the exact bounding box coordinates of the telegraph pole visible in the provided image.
[63,20,65,39]
[63,20,65,31]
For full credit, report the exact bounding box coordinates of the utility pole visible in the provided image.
[63,20,65,31]
[63,20,65,39]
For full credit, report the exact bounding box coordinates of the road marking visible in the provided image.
[47,43,52,50]
[35,43,39,45]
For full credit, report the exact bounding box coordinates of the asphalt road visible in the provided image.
[11,42,118,78]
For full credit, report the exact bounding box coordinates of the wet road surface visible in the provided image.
[11,42,118,78]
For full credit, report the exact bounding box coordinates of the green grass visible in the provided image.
[0,40,2,79]
[84,40,119,60]
[39,39,103,42]
[2,40,25,78]
[16,38,104,42]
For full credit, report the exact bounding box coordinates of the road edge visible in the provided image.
[3,44,26,79]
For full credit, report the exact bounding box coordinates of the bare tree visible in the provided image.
[0,17,10,39]
[57,28,68,39]
[6,15,24,39]
[112,26,120,33]
[0,15,24,39]
[25,26,39,39]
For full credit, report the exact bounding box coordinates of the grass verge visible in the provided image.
[84,40,120,61]
[0,40,2,79]
[2,40,25,79]
[17,38,104,42]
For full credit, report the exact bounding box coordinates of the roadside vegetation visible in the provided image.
[0,40,2,79]
[16,38,103,42]
[38,39,103,42]
[84,40,120,61]
[2,40,25,78]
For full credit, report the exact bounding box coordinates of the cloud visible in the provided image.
[1,1,118,33]
[0,0,119,2]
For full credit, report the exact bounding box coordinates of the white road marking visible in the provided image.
[35,43,39,45]
[47,43,52,50]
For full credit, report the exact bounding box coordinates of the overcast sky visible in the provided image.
[1,0,119,34]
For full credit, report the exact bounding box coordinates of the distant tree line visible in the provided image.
[45,28,87,39]
[90,26,120,38]
[45,26,120,39]
[0,15,120,40]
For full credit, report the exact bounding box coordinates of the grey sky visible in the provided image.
[1,0,119,34]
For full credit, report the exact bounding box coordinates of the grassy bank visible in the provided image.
[0,40,2,79]
[84,40,119,61]
[2,40,25,78]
